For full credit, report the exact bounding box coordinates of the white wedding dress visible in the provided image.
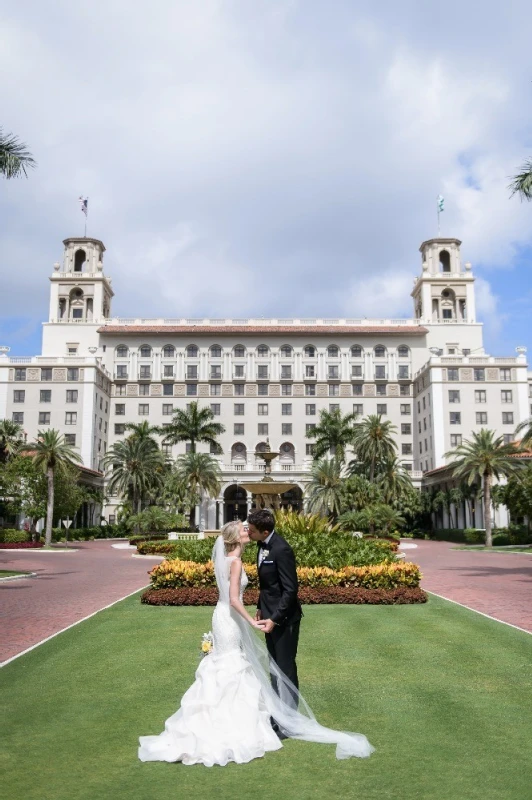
[138,538,374,767]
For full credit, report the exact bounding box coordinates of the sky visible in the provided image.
[1,0,531,358]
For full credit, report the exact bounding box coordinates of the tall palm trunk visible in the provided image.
[483,473,492,547]
[45,466,54,547]
[189,504,196,529]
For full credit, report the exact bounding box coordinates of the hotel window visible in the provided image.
[351,365,362,378]
[419,442,423,454]
[305,365,315,378]
[40,390,52,403]
[114,424,125,435]
[400,404,411,415]
[257,383,268,396]
[13,390,25,403]
[282,404,292,416]
[210,345,222,358]
[351,345,362,357]
[162,345,175,358]
[306,404,316,415]
[398,345,409,358]
[304,346,316,358]
[475,390,486,403]
[374,345,386,358]
[500,368,511,382]
[234,384,245,396]
[398,366,409,379]
[281,366,292,379]
[162,404,174,415]
[306,443,316,456]
[14,368,26,381]
[162,443,172,456]
[209,442,219,454]
[138,404,149,416]
[139,384,149,396]
[375,365,386,379]
[65,412,77,425]
[186,345,199,358]
[163,383,173,396]
[234,404,245,415]
[306,423,316,433]
[447,368,459,381]
[187,365,198,380]
[502,412,514,425]
[352,384,363,396]
[328,366,339,379]
[233,345,245,357]
[234,365,245,378]
[115,404,125,415]
[258,404,268,415]
[474,368,485,381]
[353,404,363,416]
[140,345,152,358]
[257,345,269,357]
[258,423,269,435]
[422,396,426,410]
[210,404,221,416]
[377,404,387,415]
[281,384,292,396]
[503,434,514,445]
[401,423,411,435]
[400,385,411,396]
[402,443,412,455]
[234,423,245,435]
[501,390,513,403]
[476,412,488,424]
[329,384,339,397]
[450,434,462,447]
[282,423,292,435]
[280,345,292,357]
[163,365,174,378]
[376,384,386,396]
[186,384,197,396]
[186,443,193,453]
[450,412,461,425]
[139,366,151,380]
[39,412,51,425]
[116,365,128,379]
[327,346,339,357]
[418,421,422,433]
[257,366,269,379]
[64,434,76,446]
[423,418,427,431]
[448,390,460,403]
[116,345,128,357]
[210,384,221,396]
[12,412,24,424]
[305,384,316,396]
[41,368,52,381]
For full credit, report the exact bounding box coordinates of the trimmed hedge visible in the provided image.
[147,559,422,591]
[51,524,126,542]
[0,541,44,549]
[0,529,30,543]
[141,586,427,606]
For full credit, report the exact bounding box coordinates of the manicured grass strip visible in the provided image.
[1,596,531,800]
[0,569,32,578]
[452,545,532,554]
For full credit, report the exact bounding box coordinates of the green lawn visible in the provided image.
[453,545,532,554]
[1,596,531,800]
[0,569,32,578]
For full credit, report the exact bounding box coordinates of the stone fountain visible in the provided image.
[240,440,299,510]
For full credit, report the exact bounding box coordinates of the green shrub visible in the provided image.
[492,534,512,546]
[428,529,467,543]
[0,529,30,543]
[464,528,486,544]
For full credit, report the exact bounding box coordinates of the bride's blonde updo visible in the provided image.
[221,521,241,554]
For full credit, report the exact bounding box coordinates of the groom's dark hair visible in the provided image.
[247,509,275,533]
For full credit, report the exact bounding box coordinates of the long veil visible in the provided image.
[212,536,375,760]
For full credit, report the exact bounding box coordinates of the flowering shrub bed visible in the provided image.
[0,541,44,549]
[148,559,421,591]
[141,586,427,606]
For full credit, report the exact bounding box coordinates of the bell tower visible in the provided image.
[411,238,476,323]
[48,237,114,324]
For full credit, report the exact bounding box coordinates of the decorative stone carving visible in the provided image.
[151,384,163,396]
[269,384,281,396]
[27,368,40,381]
[53,368,67,382]
[363,384,376,397]
[126,384,139,396]
[222,384,233,396]
[340,384,351,397]
[486,368,499,381]
[460,368,473,381]
[317,384,328,397]
[388,384,399,397]
[198,384,209,396]
[246,384,257,396]
[174,384,186,397]
[79,369,84,380]
[293,384,304,396]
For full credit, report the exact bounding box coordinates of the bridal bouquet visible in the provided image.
[200,632,214,658]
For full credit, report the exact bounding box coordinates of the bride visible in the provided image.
[138,520,374,767]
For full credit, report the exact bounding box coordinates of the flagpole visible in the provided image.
[85,197,88,238]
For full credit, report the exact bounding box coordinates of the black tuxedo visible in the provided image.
[257,531,302,705]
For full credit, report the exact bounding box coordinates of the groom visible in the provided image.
[247,509,302,712]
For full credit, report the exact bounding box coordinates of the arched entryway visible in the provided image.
[280,485,303,512]
[224,484,248,523]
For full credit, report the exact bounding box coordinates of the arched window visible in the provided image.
[256,441,269,453]
[74,249,86,272]
[186,345,199,358]
[439,250,451,273]
[374,345,386,358]
[139,345,152,358]
[304,345,316,358]
[351,345,363,358]
[210,345,222,358]
[162,345,175,358]
[327,345,339,358]
[231,442,247,461]
[397,345,410,358]
[116,345,128,358]
[257,345,269,357]
[279,442,295,462]
[233,345,245,357]
[280,345,292,357]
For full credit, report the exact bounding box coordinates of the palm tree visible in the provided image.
[0,419,24,463]
[0,128,36,178]
[375,455,413,503]
[103,437,165,517]
[509,158,532,201]
[306,457,344,520]
[161,401,225,454]
[173,452,222,528]
[350,414,398,482]
[444,429,524,547]
[515,416,532,449]
[124,420,160,445]
[19,430,82,547]
[305,408,358,462]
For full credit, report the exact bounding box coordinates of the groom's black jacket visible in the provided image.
[256,531,302,627]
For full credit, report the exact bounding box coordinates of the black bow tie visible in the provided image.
[258,541,269,549]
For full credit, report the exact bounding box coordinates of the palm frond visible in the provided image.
[0,128,36,179]
[509,159,532,201]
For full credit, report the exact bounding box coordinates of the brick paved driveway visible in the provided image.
[405,539,532,633]
[0,541,162,663]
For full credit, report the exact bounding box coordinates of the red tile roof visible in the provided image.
[98,325,428,336]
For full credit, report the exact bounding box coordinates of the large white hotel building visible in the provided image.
[1,234,530,527]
